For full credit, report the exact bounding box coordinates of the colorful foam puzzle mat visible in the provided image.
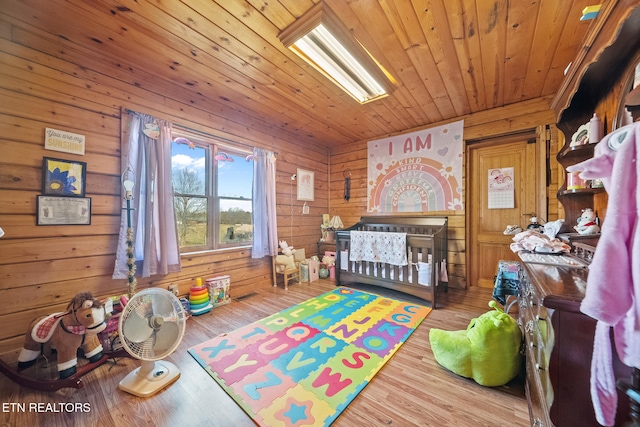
[188,287,431,426]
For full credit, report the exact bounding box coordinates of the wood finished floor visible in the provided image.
[0,280,529,427]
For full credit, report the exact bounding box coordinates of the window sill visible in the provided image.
[180,245,251,258]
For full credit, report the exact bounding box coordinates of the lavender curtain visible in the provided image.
[113,112,181,279]
[251,148,278,258]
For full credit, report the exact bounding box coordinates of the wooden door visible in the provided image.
[468,135,538,288]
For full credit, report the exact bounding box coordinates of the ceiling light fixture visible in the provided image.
[278,2,394,104]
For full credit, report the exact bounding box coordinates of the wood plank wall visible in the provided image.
[328,96,560,290]
[0,15,329,357]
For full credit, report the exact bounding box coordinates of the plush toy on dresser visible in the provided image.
[574,208,600,235]
[17,292,107,379]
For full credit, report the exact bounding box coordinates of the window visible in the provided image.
[171,131,253,252]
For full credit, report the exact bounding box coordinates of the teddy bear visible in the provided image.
[429,300,522,387]
[574,208,600,235]
[279,240,295,257]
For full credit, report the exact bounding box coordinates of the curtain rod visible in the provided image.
[123,107,278,156]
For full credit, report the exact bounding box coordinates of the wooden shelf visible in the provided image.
[553,4,640,243]
[558,187,606,196]
[551,1,640,125]
[557,143,596,160]
[557,232,601,248]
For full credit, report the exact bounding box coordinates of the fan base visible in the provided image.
[119,360,180,397]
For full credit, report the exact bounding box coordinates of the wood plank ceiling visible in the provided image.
[4,0,598,148]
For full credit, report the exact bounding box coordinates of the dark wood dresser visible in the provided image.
[518,261,632,426]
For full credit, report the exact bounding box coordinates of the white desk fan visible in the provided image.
[118,288,187,397]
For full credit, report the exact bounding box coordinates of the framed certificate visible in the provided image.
[37,196,92,225]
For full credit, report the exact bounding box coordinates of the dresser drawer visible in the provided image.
[523,305,553,370]
[524,341,553,427]
[519,268,555,421]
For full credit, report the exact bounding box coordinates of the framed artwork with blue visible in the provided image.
[42,157,87,197]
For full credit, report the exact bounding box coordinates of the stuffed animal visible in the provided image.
[526,216,544,232]
[429,301,522,387]
[502,224,522,235]
[17,292,107,379]
[574,208,600,235]
[321,255,335,267]
[279,240,295,257]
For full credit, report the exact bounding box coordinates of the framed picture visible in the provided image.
[37,196,92,225]
[42,157,87,197]
[297,168,314,201]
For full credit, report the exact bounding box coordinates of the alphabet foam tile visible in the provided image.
[189,287,431,426]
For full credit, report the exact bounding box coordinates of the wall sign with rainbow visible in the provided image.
[367,120,464,213]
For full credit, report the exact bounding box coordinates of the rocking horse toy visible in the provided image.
[0,291,129,391]
[17,292,107,379]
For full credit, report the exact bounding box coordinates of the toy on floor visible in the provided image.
[206,275,231,307]
[189,278,212,316]
[17,292,107,379]
[429,301,522,387]
[321,255,335,268]
[322,254,336,279]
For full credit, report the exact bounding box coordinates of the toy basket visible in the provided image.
[206,275,231,308]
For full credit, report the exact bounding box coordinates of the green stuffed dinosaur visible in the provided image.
[429,300,522,387]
